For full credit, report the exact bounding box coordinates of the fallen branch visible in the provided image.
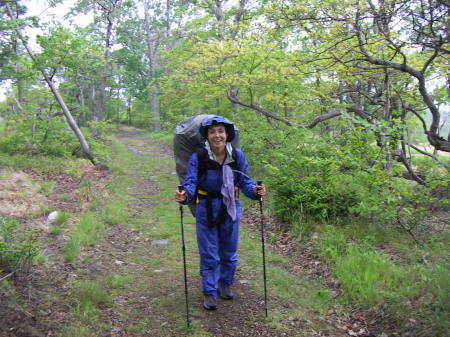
[0,271,16,282]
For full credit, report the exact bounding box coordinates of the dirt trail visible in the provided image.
[1,128,349,337]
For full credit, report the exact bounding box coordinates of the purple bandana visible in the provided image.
[221,165,236,221]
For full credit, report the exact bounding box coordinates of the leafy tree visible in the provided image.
[69,0,126,121]
[223,0,449,183]
[2,1,97,165]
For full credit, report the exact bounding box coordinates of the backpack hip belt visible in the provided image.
[196,187,240,228]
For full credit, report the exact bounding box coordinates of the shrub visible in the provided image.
[269,155,360,223]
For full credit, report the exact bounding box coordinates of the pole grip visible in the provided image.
[178,185,184,206]
[256,181,263,199]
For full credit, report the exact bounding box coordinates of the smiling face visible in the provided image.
[207,124,228,153]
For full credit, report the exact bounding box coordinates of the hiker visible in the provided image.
[174,115,266,310]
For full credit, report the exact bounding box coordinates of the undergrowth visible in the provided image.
[318,222,449,336]
[0,216,39,274]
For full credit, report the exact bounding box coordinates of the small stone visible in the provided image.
[47,211,58,222]
[153,269,163,273]
[152,239,169,246]
[115,260,124,265]
[161,322,169,327]
[288,316,294,321]
[239,279,250,284]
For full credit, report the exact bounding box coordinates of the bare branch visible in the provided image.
[407,107,428,132]
[422,47,439,73]
[393,149,426,185]
[230,0,248,39]
[410,144,450,168]
[228,88,348,128]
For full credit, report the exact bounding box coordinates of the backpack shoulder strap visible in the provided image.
[230,148,239,170]
[196,147,209,180]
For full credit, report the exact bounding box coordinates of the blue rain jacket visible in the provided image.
[183,148,258,297]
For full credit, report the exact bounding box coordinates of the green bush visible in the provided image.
[0,118,114,163]
[269,155,360,223]
[0,118,79,157]
[0,217,39,273]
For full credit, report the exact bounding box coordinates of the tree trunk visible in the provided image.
[151,84,160,132]
[97,10,114,121]
[46,78,96,164]
[144,0,161,132]
[89,78,96,121]
[76,83,86,126]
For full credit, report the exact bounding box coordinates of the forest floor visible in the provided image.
[0,127,418,337]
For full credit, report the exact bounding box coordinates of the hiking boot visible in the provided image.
[203,295,217,310]
[218,285,234,300]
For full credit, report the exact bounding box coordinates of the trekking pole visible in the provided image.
[178,185,191,328]
[257,181,268,318]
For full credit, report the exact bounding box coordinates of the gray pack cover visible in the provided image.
[174,114,240,215]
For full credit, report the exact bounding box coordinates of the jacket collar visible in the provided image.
[204,140,234,165]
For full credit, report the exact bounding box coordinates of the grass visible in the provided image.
[103,273,130,292]
[50,212,72,235]
[58,193,72,201]
[73,280,112,308]
[65,280,112,336]
[318,220,450,336]
[99,191,129,226]
[55,211,71,226]
[0,151,87,175]
[63,213,103,262]
[334,244,403,305]
[63,237,80,263]
[0,216,39,273]
[49,226,63,235]
[39,181,54,195]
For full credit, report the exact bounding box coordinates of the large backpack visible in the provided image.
[173,114,240,215]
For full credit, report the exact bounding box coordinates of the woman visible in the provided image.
[175,115,266,310]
